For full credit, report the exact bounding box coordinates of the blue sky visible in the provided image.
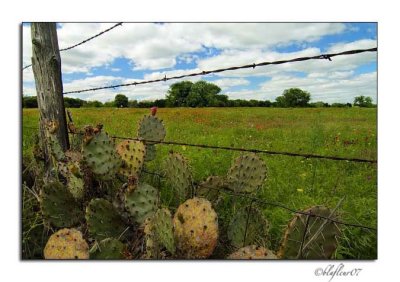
[23,23,377,103]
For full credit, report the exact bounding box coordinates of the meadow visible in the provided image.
[22,107,377,259]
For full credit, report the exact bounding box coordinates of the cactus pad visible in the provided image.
[227,206,269,248]
[227,245,277,259]
[124,182,159,225]
[173,197,218,258]
[151,208,176,255]
[164,152,192,204]
[44,228,89,259]
[226,153,267,193]
[82,131,122,180]
[137,115,166,143]
[44,120,65,161]
[40,181,83,228]
[90,238,126,259]
[278,205,341,259]
[86,198,128,241]
[116,140,146,178]
[67,173,84,200]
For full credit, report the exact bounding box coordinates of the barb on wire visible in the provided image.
[22,22,123,70]
[62,47,377,95]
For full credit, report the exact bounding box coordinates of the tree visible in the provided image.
[166,81,193,107]
[22,96,38,108]
[114,94,128,108]
[275,88,311,107]
[354,96,374,107]
[64,97,85,108]
[165,80,222,107]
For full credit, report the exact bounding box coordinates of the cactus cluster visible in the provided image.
[32,111,343,260]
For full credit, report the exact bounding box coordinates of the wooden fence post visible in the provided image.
[31,22,69,169]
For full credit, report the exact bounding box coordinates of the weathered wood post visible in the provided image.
[31,22,69,169]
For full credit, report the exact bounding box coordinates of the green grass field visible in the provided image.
[22,107,377,259]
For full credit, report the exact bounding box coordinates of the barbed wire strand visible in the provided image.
[22,22,123,70]
[21,126,377,164]
[62,47,377,95]
[109,134,377,164]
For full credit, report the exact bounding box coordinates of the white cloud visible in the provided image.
[23,23,348,74]
[211,78,250,90]
[225,71,377,103]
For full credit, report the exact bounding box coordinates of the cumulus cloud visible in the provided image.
[225,71,377,103]
[22,23,376,103]
[23,23,348,73]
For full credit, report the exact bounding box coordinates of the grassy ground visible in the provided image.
[22,107,377,259]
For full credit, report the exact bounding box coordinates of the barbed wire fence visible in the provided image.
[22,23,378,253]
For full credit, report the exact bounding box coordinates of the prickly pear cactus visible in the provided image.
[40,181,83,228]
[227,206,269,248]
[151,208,176,255]
[82,131,122,180]
[173,197,218,259]
[196,175,226,202]
[227,245,277,259]
[44,121,65,162]
[124,182,159,225]
[89,238,126,259]
[226,153,267,193]
[44,228,89,259]
[116,140,146,178]
[137,115,166,144]
[164,152,192,204]
[67,173,84,200]
[86,198,128,241]
[278,205,341,259]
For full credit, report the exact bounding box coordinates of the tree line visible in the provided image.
[22,80,376,108]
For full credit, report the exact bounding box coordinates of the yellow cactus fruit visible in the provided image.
[173,197,218,258]
[44,228,89,259]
